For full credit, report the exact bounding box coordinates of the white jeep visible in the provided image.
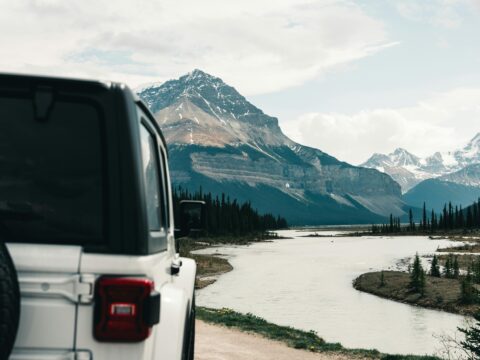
[0,74,199,360]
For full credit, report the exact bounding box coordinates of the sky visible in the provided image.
[1,0,480,164]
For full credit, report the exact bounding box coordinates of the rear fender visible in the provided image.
[172,258,196,309]
[152,284,188,360]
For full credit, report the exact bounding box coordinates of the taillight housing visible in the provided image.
[94,277,160,342]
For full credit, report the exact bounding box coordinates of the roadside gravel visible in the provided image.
[195,320,370,360]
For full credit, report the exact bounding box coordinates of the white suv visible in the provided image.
[0,74,198,360]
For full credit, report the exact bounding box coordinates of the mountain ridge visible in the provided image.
[361,134,480,192]
[138,69,404,224]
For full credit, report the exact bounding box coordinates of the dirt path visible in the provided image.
[195,320,368,360]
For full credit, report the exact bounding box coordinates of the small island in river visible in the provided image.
[354,270,480,316]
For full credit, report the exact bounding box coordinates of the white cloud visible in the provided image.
[0,0,392,95]
[280,88,480,164]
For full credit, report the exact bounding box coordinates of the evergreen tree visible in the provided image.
[409,209,414,231]
[459,312,480,359]
[468,207,474,228]
[449,202,454,229]
[474,257,480,284]
[431,210,436,232]
[443,204,448,230]
[410,253,426,294]
[461,267,477,305]
[422,202,427,230]
[380,271,386,287]
[444,254,452,279]
[453,256,460,279]
[430,255,441,277]
[474,201,479,228]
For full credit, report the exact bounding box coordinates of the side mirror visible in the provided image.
[175,200,206,239]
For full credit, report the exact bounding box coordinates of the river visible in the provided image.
[196,229,472,356]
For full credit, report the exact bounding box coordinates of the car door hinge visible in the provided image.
[78,274,95,304]
[19,274,95,304]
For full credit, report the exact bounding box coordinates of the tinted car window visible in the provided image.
[139,123,164,232]
[0,95,104,244]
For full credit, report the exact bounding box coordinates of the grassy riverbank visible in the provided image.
[354,229,480,238]
[353,271,480,316]
[197,306,439,360]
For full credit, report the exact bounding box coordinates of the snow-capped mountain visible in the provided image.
[138,69,404,224]
[361,134,480,192]
[438,163,480,187]
[452,133,480,168]
[140,69,285,149]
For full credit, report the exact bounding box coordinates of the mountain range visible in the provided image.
[361,134,480,193]
[138,70,405,225]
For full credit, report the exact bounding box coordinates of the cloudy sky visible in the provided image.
[2,0,480,164]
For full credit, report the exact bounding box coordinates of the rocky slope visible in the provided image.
[361,134,480,192]
[438,163,480,187]
[403,179,480,212]
[139,70,404,224]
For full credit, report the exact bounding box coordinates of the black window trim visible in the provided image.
[138,113,169,253]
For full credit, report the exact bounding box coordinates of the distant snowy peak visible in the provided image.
[361,132,480,192]
[453,132,480,166]
[390,148,421,167]
[362,148,419,169]
[439,163,480,187]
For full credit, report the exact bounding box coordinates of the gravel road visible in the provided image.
[195,320,369,360]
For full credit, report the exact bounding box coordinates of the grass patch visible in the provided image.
[196,306,439,360]
[354,271,480,316]
[437,243,480,253]
[437,253,480,272]
[179,238,233,289]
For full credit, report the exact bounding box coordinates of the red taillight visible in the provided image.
[94,277,160,342]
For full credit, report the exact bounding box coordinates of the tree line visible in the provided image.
[372,198,480,234]
[173,186,288,236]
[404,253,478,304]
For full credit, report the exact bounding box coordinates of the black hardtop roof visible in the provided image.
[0,72,169,155]
[0,72,119,93]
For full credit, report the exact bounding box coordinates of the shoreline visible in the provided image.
[196,307,439,360]
[353,271,479,317]
[353,236,480,317]
[191,233,443,359]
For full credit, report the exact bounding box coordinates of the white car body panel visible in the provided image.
[9,242,196,360]
[8,244,82,352]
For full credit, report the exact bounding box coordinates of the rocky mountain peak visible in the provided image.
[468,132,480,146]
[362,132,480,192]
[138,69,276,127]
[138,70,284,148]
[391,148,420,167]
[458,132,480,160]
[362,148,419,169]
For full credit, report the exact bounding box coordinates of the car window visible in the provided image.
[0,95,104,244]
[139,122,165,233]
[158,149,170,227]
